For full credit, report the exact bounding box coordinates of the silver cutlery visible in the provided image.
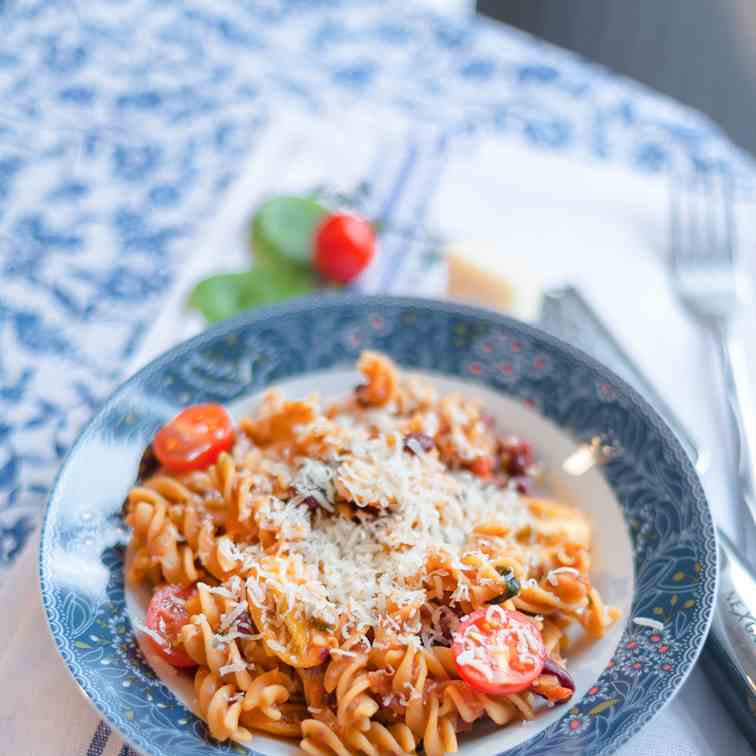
[703,528,756,748]
[540,287,706,471]
[539,284,756,749]
[669,168,756,536]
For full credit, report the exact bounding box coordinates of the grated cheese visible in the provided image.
[632,617,664,631]
[219,601,248,633]
[546,567,581,585]
[218,537,241,564]
[135,623,167,647]
[207,584,237,600]
[219,660,254,676]
[157,372,592,660]
[237,426,537,640]
[485,605,507,625]
[406,437,426,457]
[265,639,287,655]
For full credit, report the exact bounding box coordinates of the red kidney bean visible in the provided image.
[540,658,576,700]
[499,437,533,476]
[513,477,530,494]
[236,613,257,635]
[301,495,321,511]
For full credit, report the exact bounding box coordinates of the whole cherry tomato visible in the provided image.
[153,403,234,473]
[314,212,375,284]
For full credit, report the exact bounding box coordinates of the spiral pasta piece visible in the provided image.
[580,587,623,637]
[438,681,519,726]
[345,721,418,756]
[179,586,296,727]
[301,718,353,756]
[241,703,305,738]
[417,694,457,756]
[194,668,251,744]
[241,668,294,718]
[324,653,379,732]
[125,485,200,586]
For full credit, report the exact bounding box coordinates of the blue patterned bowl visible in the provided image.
[39,295,717,756]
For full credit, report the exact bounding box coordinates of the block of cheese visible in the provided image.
[445,241,543,322]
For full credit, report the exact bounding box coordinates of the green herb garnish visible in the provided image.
[251,195,328,270]
[188,265,315,323]
[490,570,520,604]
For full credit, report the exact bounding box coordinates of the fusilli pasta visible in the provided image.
[124,351,619,754]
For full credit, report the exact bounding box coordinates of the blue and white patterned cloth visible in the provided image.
[1,3,755,755]
[1,0,754,573]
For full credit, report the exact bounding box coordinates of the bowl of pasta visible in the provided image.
[39,295,717,756]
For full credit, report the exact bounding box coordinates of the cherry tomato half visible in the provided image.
[145,585,196,668]
[452,606,546,695]
[153,403,234,473]
[314,212,375,284]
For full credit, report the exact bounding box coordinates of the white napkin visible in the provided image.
[10,111,753,755]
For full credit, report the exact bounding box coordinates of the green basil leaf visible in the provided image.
[189,265,315,323]
[251,195,328,269]
[489,571,521,604]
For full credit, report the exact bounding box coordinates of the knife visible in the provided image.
[538,285,756,750]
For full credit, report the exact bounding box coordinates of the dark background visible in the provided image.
[477,0,756,158]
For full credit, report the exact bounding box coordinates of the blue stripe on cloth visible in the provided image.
[368,136,422,291]
[376,138,419,222]
[410,130,450,234]
[117,745,137,756]
[85,721,111,756]
[379,129,450,292]
[361,141,392,220]
[351,134,421,294]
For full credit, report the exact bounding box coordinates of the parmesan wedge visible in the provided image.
[445,241,543,321]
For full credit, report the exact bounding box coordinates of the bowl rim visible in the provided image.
[38,292,718,756]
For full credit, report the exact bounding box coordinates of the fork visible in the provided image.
[669,167,756,537]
